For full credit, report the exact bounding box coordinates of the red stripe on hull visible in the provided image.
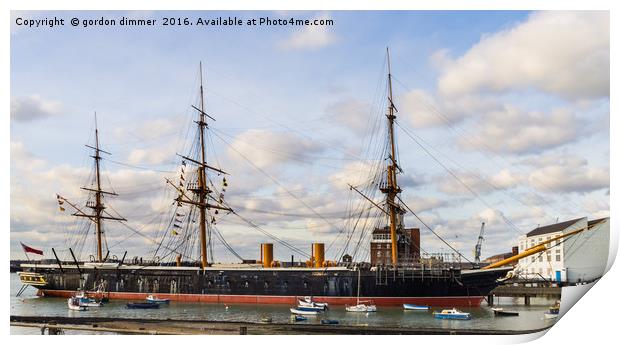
[38,289,483,307]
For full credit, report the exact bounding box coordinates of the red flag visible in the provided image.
[20,242,43,256]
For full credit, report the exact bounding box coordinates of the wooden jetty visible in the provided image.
[11,315,551,335]
[488,285,561,306]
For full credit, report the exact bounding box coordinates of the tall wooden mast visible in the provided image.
[61,114,126,262]
[197,62,210,268]
[384,48,402,266]
[169,63,232,268]
[93,116,104,261]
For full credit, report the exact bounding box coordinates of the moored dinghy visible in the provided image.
[146,295,170,304]
[67,297,88,311]
[321,319,339,325]
[126,302,160,309]
[403,304,430,311]
[298,296,329,310]
[291,315,307,322]
[290,307,319,316]
[544,301,560,319]
[492,307,519,316]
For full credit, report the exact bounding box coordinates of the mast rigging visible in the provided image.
[58,115,126,262]
[381,47,404,266]
[168,63,232,268]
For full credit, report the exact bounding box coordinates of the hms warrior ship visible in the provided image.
[17,52,541,307]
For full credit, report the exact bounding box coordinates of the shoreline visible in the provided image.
[10,315,552,335]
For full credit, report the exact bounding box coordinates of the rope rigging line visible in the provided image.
[390,73,583,213]
[396,122,558,225]
[229,209,310,258]
[211,131,344,251]
[211,226,245,261]
[396,121,524,236]
[396,195,473,264]
[104,158,178,174]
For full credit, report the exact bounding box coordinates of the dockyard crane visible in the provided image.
[474,222,485,263]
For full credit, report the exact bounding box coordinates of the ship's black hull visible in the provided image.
[20,265,511,306]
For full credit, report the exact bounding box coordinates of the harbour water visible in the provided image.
[10,273,557,334]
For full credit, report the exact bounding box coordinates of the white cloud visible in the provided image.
[11,94,63,122]
[459,106,580,154]
[278,13,336,51]
[489,169,522,189]
[398,89,497,128]
[227,129,325,168]
[436,169,520,196]
[10,141,173,259]
[528,164,609,194]
[127,146,176,165]
[113,117,184,142]
[436,11,609,100]
[520,153,609,194]
[325,98,372,135]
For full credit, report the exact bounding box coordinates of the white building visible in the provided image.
[516,217,609,284]
[564,217,610,283]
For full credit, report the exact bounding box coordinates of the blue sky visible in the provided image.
[10,10,609,263]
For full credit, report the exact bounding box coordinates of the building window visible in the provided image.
[531,257,535,263]
[556,255,561,262]
[538,256,542,262]
[377,251,382,258]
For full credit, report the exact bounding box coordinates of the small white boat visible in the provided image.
[68,297,88,311]
[544,311,558,319]
[295,305,324,312]
[73,291,102,307]
[290,307,319,316]
[346,269,377,312]
[403,304,430,311]
[544,302,560,319]
[345,303,377,312]
[298,297,329,309]
[146,295,170,304]
[79,299,103,307]
[433,308,471,320]
[492,307,519,316]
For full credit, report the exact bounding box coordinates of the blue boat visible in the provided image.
[321,319,339,325]
[126,302,160,309]
[433,308,471,320]
[294,315,307,322]
[403,304,430,311]
[295,305,324,312]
